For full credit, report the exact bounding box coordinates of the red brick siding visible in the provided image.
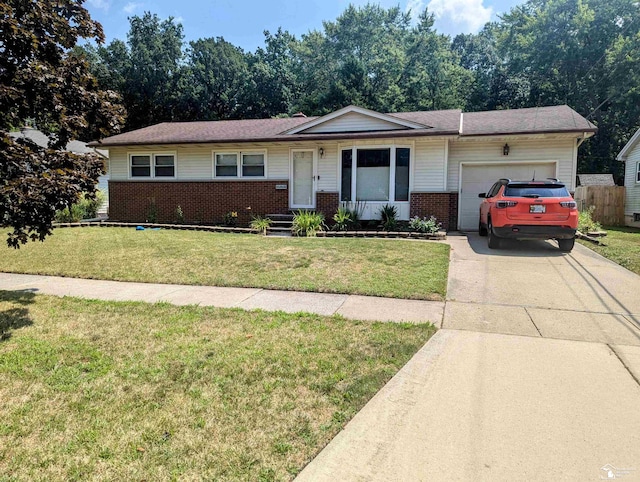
[410,192,458,231]
[109,181,289,225]
[316,192,340,223]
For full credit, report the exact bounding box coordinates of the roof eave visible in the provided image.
[617,128,640,161]
[460,128,597,138]
[89,129,461,147]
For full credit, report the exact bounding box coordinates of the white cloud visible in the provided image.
[122,2,142,14]
[88,0,110,11]
[427,0,493,32]
[173,16,184,24]
[405,0,427,22]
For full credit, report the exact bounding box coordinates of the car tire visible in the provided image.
[558,237,575,252]
[487,219,501,249]
[478,215,488,236]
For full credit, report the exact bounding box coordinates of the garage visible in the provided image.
[458,162,557,231]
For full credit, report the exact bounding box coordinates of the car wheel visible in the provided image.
[478,215,488,236]
[487,219,501,249]
[558,237,575,252]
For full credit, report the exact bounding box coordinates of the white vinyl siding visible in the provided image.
[448,139,576,192]
[317,144,338,191]
[624,142,640,216]
[302,112,406,134]
[413,139,447,191]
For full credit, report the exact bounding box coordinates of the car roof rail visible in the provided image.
[499,178,511,184]
[546,178,560,182]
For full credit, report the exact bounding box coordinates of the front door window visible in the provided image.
[292,150,314,207]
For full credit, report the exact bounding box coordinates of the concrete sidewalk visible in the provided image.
[297,329,640,481]
[0,272,444,325]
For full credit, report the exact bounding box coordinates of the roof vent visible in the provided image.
[292,112,307,118]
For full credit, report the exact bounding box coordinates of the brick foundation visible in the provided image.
[316,191,340,222]
[409,192,458,231]
[109,181,289,225]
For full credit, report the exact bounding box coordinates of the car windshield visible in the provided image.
[504,184,570,198]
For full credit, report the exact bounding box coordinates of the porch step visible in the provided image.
[266,213,294,221]
[267,226,293,232]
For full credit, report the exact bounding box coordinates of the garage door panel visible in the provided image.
[459,163,556,231]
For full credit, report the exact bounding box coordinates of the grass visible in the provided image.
[578,226,640,275]
[0,292,435,480]
[0,227,450,300]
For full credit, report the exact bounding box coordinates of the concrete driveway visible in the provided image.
[298,234,640,481]
[445,234,640,345]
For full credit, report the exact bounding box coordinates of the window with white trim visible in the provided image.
[636,162,640,183]
[340,146,410,202]
[214,151,266,178]
[130,152,176,178]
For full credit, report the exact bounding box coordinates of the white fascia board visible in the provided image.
[617,128,640,161]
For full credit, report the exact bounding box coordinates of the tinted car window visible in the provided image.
[504,185,570,198]
[487,183,500,198]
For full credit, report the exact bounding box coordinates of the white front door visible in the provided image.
[291,150,315,208]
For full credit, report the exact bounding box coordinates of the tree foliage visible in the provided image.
[0,0,125,248]
[83,1,639,180]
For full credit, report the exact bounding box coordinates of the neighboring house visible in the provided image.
[576,174,615,186]
[88,105,596,230]
[9,127,110,213]
[617,127,640,227]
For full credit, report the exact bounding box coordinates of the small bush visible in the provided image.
[250,216,272,235]
[54,191,105,222]
[409,215,442,234]
[147,198,158,223]
[578,206,602,233]
[223,211,238,227]
[175,205,185,224]
[292,210,325,237]
[333,206,354,231]
[379,204,398,231]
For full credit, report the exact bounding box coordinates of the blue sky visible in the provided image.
[85,0,523,51]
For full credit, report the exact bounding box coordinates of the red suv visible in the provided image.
[478,179,578,251]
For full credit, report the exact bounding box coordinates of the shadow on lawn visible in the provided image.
[0,290,35,341]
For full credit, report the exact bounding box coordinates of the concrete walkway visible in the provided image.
[0,272,444,325]
[298,235,640,481]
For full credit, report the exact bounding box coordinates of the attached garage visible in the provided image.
[458,162,557,231]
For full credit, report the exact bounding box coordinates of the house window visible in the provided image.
[634,213,640,222]
[154,154,175,177]
[131,155,151,177]
[340,146,410,203]
[215,153,238,177]
[395,148,410,202]
[636,162,640,183]
[214,151,267,177]
[242,152,265,177]
[341,150,352,201]
[130,152,176,178]
[357,149,390,201]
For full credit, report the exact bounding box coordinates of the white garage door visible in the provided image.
[459,163,556,231]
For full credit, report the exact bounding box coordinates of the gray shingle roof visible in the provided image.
[89,105,596,147]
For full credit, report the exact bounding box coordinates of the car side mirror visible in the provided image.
[478,193,486,198]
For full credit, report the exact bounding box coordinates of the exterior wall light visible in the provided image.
[503,143,510,156]
[319,147,325,158]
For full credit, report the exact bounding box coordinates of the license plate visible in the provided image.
[530,205,546,213]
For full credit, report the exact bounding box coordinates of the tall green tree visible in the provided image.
[0,0,125,247]
[181,37,250,120]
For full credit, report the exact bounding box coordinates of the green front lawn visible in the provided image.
[578,226,640,275]
[0,227,450,300]
[0,292,434,480]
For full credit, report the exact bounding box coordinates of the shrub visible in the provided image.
[333,206,354,231]
[175,205,185,224]
[578,206,602,233]
[409,215,442,234]
[379,204,398,231]
[292,210,325,237]
[223,211,238,227]
[147,198,158,223]
[250,216,272,235]
[54,191,105,222]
